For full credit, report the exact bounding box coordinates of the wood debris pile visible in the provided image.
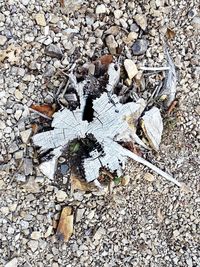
[31,45,184,191]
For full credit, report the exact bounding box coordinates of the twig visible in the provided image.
[29,108,52,120]
[140,66,170,71]
[116,143,183,187]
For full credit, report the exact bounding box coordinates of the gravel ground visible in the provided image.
[0,0,200,266]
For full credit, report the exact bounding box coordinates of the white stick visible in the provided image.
[116,143,182,187]
[140,66,170,71]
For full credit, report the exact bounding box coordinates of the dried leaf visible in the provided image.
[56,207,73,242]
[30,104,56,118]
[59,0,65,7]
[113,176,121,185]
[166,28,175,40]
[31,123,39,134]
[71,173,97,191]
[99,54,113,65]
[121,176,130,186]
[167,100,178,115]
[123,142,142,157]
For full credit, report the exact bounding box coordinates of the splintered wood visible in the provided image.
[56,207,73,242]
[32,48,184,189]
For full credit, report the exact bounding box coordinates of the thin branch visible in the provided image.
[140,66,170,71]
[29,108,52,120]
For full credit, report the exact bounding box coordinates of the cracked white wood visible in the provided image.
[33,66,181,187]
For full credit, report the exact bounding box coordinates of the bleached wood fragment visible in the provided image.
[140,66,170,71]
[106,63,120,94]
[39,147,62,180]
[141,107,163,151]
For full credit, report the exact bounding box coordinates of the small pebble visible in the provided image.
[132,39,148,55]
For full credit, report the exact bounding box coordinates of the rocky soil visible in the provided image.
[0,0,199,266]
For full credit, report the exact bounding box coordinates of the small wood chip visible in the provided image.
[56,207,73,242]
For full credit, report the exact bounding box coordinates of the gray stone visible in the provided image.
[45,44,63,59]
[76,208,85,222]
[44,64,55,77]
[106,35,118,54]
[192,16,200,29]
[130,23,140,32]
[132,39,148,55]
[16,174,26,182]
[24,158,33,176]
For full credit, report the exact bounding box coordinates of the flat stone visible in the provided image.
[173,230,180,237]
[76,208,85,222]
[132,39,148,55]
[87,210,95,220]
[93,227,105,240]
[114,10,123,19]
[0,35,7,46]
[130,23,140,32]
[44,64,55,77]
[35,13,46,27]
[28,240,38,252]
[15,89,23,100]
[124,59,138,79]
[134,14,147,31]
[0,13,5,22]
[14,150,24,159]
[121,176,130,186]
[5,258,18,267]
[20,128,32,144]
[1,206,9,215]
[0,121,6,130]
[44,226,53,238]
[192,16,200,29]
[106,35,118,54]
[49,15,60,24]
[96,4,106,14]
[16,174,26,182]
[144,173,155,182]
[31,231,42,240]
[14,110,22,121]
[56,190,67,202]
[45,44,63,59]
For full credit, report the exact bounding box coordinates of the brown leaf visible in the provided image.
[71,173,96,191]
[166,28,175,40]
[59,0,65,7]
[31,123,39,134]
[99,54,113,65]
[56,207,73,242]
[123,141,142,157]
[30,104,56,118]
[167,100,178,115]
